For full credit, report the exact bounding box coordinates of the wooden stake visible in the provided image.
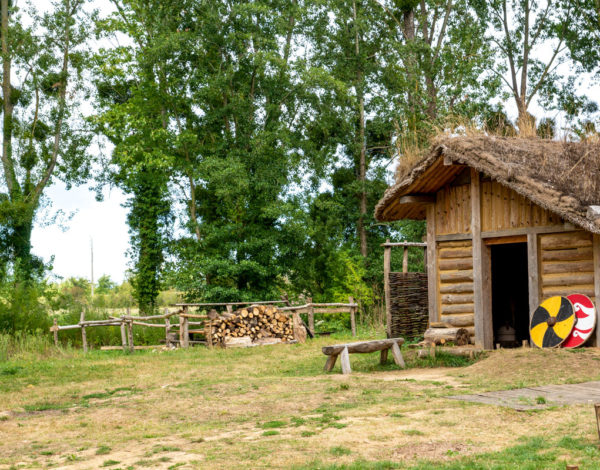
[349,296,356,337]
[52,318,58,347]
[80,310,88,353]
[383,239,392,338]
[595,403,600,443]
[324,354,338,372]
[127,321,134,352]
[165,316,171,348]
[340,346,351,374]
[391,341,405,368]
[120,321,127,351]
[308,297,314,336]
[402,246,408,273]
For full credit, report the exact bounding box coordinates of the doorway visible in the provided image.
[490,242,530,348]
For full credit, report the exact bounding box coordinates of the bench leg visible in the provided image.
[391,342,406,369]
[340,346,351,374]
[324,354,338,372]
[380,348,389,364]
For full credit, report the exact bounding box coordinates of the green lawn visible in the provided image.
[1,333,600,469]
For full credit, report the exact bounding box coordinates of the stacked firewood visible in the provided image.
[208,305,294,345]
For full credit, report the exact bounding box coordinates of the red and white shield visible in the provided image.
[562,294,596,348]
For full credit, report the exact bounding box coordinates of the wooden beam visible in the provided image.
[384,239,392,338]
[426,204,438,325]
[380,241,427,247]
[436,233,472,242]
[398,194,435,204]
[471,169,493,349]
[594,234,600,347]
[484,235,527,245]
[481,224,583,239]
[527,232,540,341]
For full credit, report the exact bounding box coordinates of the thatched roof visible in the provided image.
[375,135,600,234]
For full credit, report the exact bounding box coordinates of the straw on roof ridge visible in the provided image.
[375,135,600,233]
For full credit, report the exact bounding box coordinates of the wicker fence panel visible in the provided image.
[389,272,429,340]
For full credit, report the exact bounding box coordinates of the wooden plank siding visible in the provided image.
[539,231,596,302]
[480,181,562,232]
[437,240,475,333]
[435,184,471,235]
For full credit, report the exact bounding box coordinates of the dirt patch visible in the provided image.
[394,441,473,461]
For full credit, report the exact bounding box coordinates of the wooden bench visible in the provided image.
[322,338,405,374]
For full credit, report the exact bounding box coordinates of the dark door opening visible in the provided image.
[491,242,529,348]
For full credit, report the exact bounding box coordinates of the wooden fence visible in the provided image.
[49,298,359,351]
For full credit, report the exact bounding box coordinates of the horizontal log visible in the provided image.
[174,301,283,307]
[131,321,167,328]
[543,286,595,298]
[440,270,473,283]
[438,258,473,271]
[424,327,474,344]
[179,314,208,319]
[436,239,472,247]
[542,260,594,275]
[100,345,161,351]
[418,347,482,359]
[438,248,472,259]
[441,294,475,305]
[313,308,353,314]
[541,247,593,262]
[542,273,594,287]
[322,338,404,356]
[540,232,592,250]
[57,324,82,330]
[441,304,474,315]
[380,241,427,247]
[439,282,473,294]
[440,313,475,327]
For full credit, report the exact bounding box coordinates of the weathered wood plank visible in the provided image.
[426,204,438,325]
[527,232,540,328]
[391,341,405,368]
[322,338,404,356]
[324,354,338,372]
[439,313,475,327]
[540,231,592,250]
[440,270,473,282]
[441,293,475,304]
[542,273,594,287]
[340,347,351,375]
[542,261,594,275]
[438,248,472,259]
[441,303,474,315]
[438,258,473,271]
[541,246,593,262]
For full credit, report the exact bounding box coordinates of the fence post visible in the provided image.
[165,313,171,348]
[384,239,392,338]
[180,305,189,348]
[308,297,314,336]
[349,296,356,337]
[226,304,233,314]
[120,320,127,351]
[80,310,88,353]
[127,321,134,352]
[402,245,409,273]
[52,318,59,347]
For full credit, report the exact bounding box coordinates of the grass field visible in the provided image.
[2,333,600,469]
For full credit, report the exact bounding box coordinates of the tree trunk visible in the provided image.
[353,0,368,258]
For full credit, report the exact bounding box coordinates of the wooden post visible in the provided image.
[80,310,88,353]
[165,316,171,348]
[426,205,438,326]
[340,346,351,374]
[402,246,408,273]
[120,321,127,351]
[593,235,600,347]
[391,341,405,368]
[527,231,540,348]
[206,320,213,349]
[348,296,357,337]
[324,354,338,372]
[384,239,392,338]
[595,403,600,443]
[127,321,134,352]
[471,168,493,349]
[52,318,59,347]
[308,297,314,336]
[423,246,427,269]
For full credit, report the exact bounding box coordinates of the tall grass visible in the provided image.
[0,331,57,362]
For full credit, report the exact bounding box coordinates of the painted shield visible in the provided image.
[530,296,576,348]
[562,294,597,348]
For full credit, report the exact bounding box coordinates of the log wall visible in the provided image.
[437,240,475,330]
[480,181,562,232]
[539,231,596,302]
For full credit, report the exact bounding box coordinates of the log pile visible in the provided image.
[423,326,471,346]
[208,305,295,346]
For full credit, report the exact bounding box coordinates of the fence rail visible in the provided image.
[50,298,359,351]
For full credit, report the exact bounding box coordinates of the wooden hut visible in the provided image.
[375,136,600,349]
